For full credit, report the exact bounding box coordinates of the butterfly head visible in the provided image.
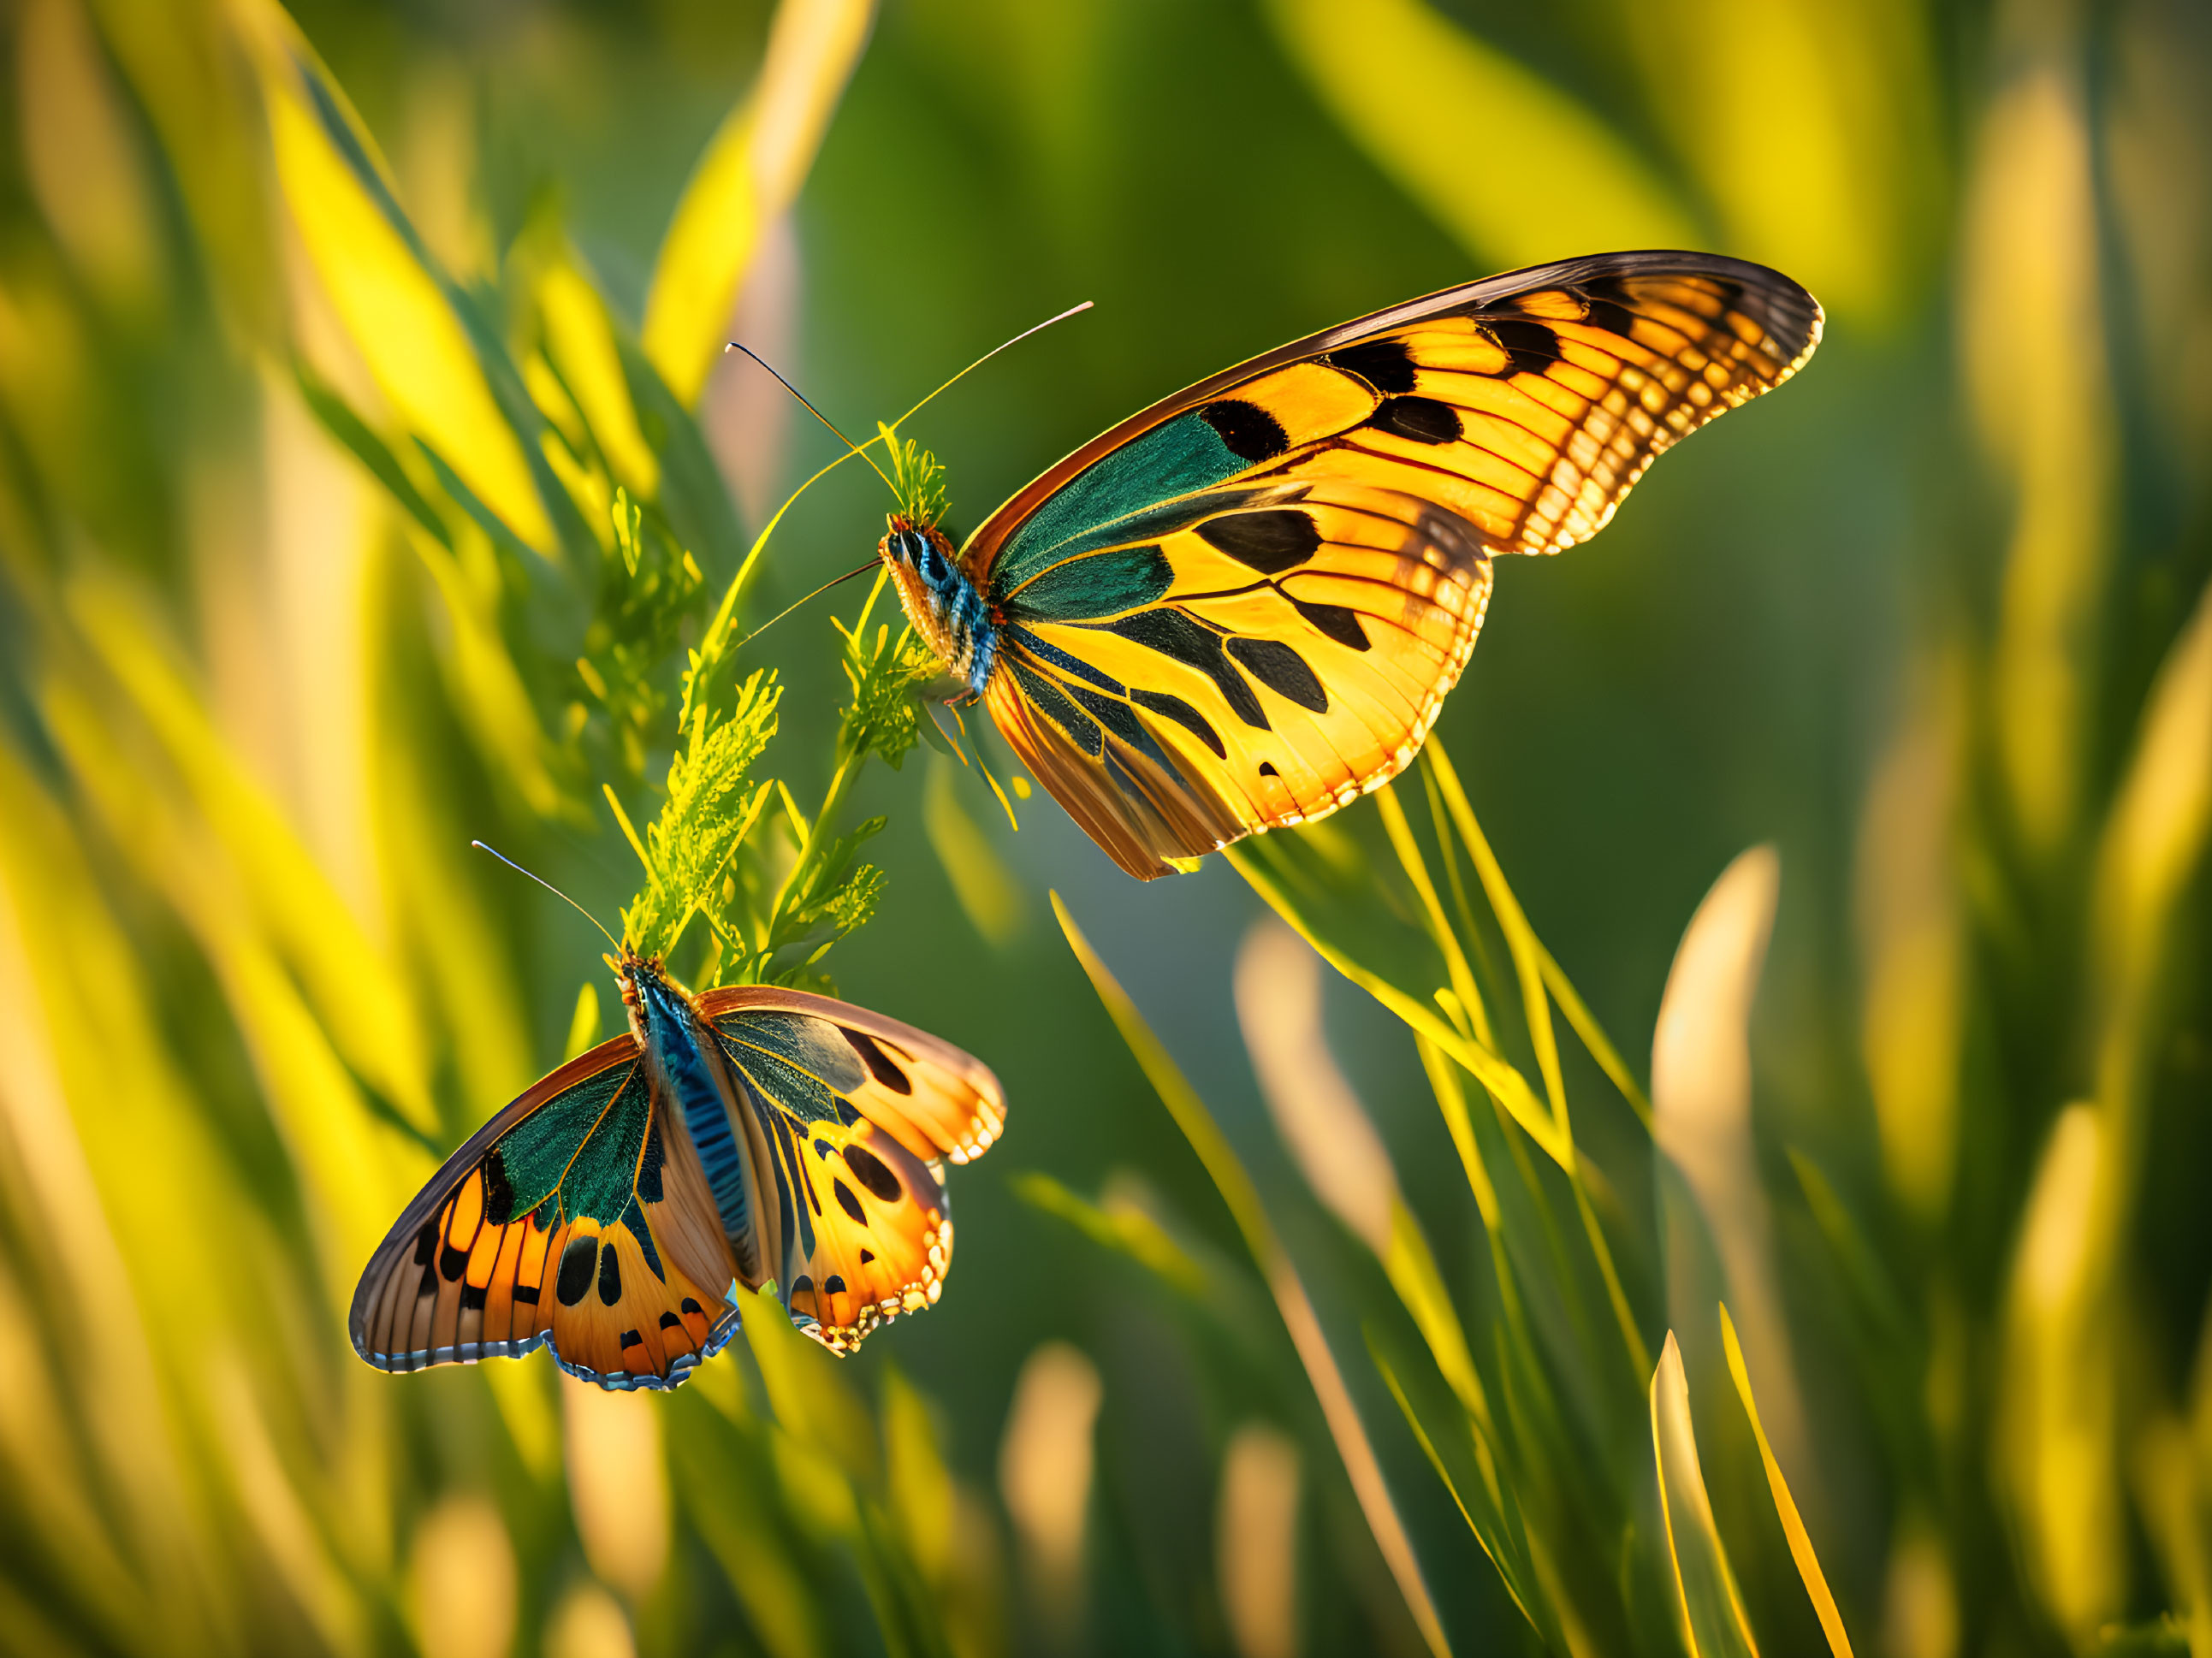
[611,952,677,1016]
[881,515,996,696]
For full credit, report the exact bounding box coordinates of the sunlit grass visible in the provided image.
[2,0,2209,1654]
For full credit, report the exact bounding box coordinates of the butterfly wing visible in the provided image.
[697,986,1005,1353]
[350,1033,742,1391]
[964,251,1821,877]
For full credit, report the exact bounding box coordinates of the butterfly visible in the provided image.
[879,251,1821,879]
[350,953,1005,1389]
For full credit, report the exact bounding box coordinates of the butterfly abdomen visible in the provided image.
[882,520,998,696]
[626,962,764,1280]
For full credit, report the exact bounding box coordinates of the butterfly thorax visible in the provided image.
[881,518,997,698]
[619,956,759,1270]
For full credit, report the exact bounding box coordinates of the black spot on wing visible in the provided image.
[1371,396,1462,445]
[440,1241,469,1282]
[413,1222,437,1267]
[791,1275,813,1296]
[659,1312,683,1330]
[622,1199,665,1282]
[416,1262,437,1297]
[556,1236,596,1307]
[597,1241,623,1306]
[1479,318,1562,375]
[680,1297,703,1317]
[767,1108,814,1265]
[619,1329,642,1350]
[1259,761,1279,777]
[844,1145,904,1203]
[1575,294,1640,339]
[483,1152,516,1225]
[1196,509,1322,574]
[824,1274,847,1296]
[460,1283,487,1311]
[860,1249,876,1264]
[1325,339,1418,394]
[1227,637,1327,713]
[1100,609,1268,730]
[1287,595,1371,650]
[1200,399,1289,463]
[833,1180,868,1224]
[513,1284,541,1306]
[840,1027,913,1095]
[1131,688,1226,758]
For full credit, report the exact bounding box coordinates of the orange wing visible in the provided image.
[349,1034,740,1391]
[699,987,1005,1353]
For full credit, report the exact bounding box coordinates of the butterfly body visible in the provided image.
[884,520,997,696]
[620,957,768,1282]
[881,251,1822,879]
[352,956,1005,1389]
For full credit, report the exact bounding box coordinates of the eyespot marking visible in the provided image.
[844,1145,904,1204]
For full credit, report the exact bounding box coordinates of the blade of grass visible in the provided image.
[643,0,875,403]
[1053,891,1452,1658]
[240,1,553,551]
[1371,1336,1550,1644]
[1721,1306,1855,1656]
[1422,749,1653,1124]
[1260,0,1698,266]
[1225,841,1566,1168]
[1652,1331,1762,1657]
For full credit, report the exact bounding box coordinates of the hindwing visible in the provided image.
[700,987,1005,1354]
[963,251,1820,878]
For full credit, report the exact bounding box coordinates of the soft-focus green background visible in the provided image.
[3,0,2210,1655]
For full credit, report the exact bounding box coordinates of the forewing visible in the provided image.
[964,252,1818,877]
[699,987,1005,1353]
[349,1033,741,1392]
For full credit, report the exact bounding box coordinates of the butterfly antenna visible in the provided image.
[471,841,624,954]
[737,557,881,648]
[887,300,1094,435]
[723,341,896,494]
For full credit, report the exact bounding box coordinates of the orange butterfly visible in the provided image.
[878,251,1819,878]
[352,953,1004,1389]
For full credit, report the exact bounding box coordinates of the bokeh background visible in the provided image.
[2,0,2209,1655]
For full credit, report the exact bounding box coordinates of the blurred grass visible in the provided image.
[2,0,2210,1655]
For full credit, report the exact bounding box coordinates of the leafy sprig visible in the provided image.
[606,526,942,992]
[613,666,778,963]
[882,422,950,530]
[575,489,705,779]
